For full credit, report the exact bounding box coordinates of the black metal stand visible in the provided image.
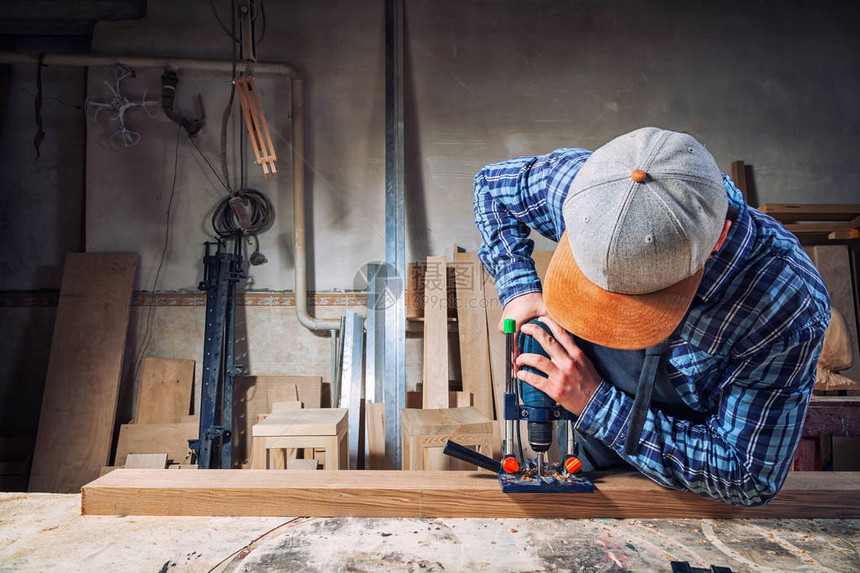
[189,239,245,469]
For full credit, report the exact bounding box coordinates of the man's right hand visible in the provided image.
[499,292,547,333]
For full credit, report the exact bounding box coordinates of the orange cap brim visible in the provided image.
[544,230,703,350]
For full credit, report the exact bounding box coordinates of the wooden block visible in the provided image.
[233,375,323,467]
[114,422,197,466]
[454,252,494,420]
[253,408,348,437]
[287,459,319,470]
[423,256,450,409]
[81,469,860,519]
[136,358,195,424]
[124,453,168,469]
[449,391,473,408]
[366,402,386,470]
[809,245,860,382]
[29,253,137,493]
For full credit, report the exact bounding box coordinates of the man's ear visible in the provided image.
[712,219,732,254]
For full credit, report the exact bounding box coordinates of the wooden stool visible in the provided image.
[401,407,493,470]
[252,408,348,470]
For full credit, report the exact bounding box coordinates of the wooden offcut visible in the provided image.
[81,469,860,519]
[114,422,197,467]
[29,253,137,493]
[124,453,168,469]
[423,256,450,410]
[136,357,195,424]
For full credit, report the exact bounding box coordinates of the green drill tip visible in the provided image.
[503,318,516,334]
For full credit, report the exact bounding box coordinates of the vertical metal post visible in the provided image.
[384,0,406,470]
[340,310,365,470]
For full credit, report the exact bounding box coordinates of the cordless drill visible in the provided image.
[504,318,582,477]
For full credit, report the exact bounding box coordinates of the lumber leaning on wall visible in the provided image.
[29,253,137,493]
[81,469,860,519]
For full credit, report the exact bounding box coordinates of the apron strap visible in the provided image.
[622,340,670,455]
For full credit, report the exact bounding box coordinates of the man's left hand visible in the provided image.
[515,316,602,416]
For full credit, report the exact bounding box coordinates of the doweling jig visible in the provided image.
[445,318,593,493]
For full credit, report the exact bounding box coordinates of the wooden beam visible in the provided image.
[81,469,860,519]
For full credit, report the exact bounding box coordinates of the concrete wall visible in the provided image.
[1,0,859,436]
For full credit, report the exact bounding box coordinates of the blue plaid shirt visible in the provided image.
[474,148,830,506]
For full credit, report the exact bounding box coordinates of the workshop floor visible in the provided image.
[1,493,859,572]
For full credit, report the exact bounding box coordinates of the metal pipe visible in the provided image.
[291,77,340,331]
[0,51,340,332]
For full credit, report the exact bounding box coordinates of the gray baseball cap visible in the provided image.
[544,127,728,349]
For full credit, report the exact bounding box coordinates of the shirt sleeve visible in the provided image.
[473,149,588,307]
[574,316,827,507]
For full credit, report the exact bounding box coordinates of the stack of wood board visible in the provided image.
[29,253,137,493]
[112,357,196,469]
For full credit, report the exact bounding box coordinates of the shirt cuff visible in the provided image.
[494,260,542,307]
[573,379,634,450]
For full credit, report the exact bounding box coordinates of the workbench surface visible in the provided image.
[2,492,858,572]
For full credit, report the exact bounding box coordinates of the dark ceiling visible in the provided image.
[0,0,147,36]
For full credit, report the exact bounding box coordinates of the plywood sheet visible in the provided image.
[136,358,195,424]
[81,469,860,519]
[114,422,197,466]
[29,253,137,493]
[233,375,323,467]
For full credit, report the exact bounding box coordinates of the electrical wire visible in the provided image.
[186,131,231,192]
[211,187,274,238]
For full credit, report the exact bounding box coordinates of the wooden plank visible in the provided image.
[114,422,197,467]
[759,204,860,221]
[29,253,137,493]
[81,469,860,518]
[809,245,860,382]
[454,252,493,419]
[730,160,748,203]
[233,375,323,468]
[136,358,194,424]
[124,453,168,469]
[423,256,450,409]
[366,402,385,470]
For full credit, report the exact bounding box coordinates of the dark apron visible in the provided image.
[519,320,707,471]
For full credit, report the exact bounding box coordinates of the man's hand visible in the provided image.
[499,292,547,333]
[515,316,602,416]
